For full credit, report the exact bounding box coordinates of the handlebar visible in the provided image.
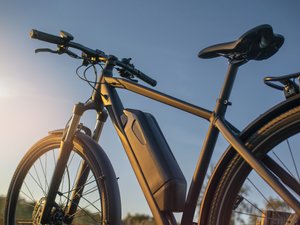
[30,29,157,87]
[116,61,157,87]
[30,30,66,45]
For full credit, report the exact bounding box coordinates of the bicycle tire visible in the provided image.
[201,105,300,225]
[5,131,122,225]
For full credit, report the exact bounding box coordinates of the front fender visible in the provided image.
[48,129,122,224]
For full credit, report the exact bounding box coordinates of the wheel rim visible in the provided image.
[7,139,105,225]
[209,116,300,225]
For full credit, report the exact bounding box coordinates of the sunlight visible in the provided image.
[0,85,11,98]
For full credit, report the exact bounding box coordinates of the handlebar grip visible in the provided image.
[30,29,65,45]
[135,71,157,87]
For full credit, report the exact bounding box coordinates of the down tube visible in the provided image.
[101,82,175,225]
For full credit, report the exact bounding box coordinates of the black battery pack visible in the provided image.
[123,109,187,212]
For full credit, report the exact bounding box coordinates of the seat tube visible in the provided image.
[214,62,239,117]
[182,62,240,225]
[40,103,85,224]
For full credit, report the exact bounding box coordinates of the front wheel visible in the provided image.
[203,106,300,225]
[5,132,121,225]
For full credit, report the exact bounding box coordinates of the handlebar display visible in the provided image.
[30,29,157,87]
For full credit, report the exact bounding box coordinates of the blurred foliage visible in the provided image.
[0,194,294,225]
[265,197,291,212]
[0,194,296,225]
[122,213,156,225]
[0,196,158,225]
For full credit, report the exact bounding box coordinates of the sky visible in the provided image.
[0,0,300,219]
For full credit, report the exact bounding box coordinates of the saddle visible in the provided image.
[198,24,284,61]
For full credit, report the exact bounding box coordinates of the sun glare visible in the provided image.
[0,85,11,98]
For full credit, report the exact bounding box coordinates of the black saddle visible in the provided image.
[198,24,284,62]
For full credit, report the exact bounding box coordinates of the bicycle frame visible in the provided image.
[41,59,300,225]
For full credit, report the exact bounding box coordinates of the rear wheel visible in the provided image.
[5,133,121,225]
[205,106,300,225]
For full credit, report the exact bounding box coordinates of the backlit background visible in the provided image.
[0,0,299,218]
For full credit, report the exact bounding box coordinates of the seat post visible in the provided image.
[214,61,240,118]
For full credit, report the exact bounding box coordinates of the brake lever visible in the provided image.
[35,48,58,54]
[35,47,80,60]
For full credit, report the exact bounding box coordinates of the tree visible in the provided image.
[265,197,291,212]
[122,213,156,225]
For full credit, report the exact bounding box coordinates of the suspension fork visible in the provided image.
[63,59,115,223]
[65,110,108,223]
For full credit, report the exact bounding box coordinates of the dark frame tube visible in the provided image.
[215,117,300,215]
[104,76,213,120]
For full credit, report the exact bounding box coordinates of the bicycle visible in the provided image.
[4,24,300,225]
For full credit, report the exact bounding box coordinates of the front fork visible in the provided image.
[65,108,108,223]
[40,102,107,224]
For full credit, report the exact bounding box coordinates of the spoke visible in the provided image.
[61,151,75,206]
[70,197,101,223]
[22,201,35,209]
[82,185,99,196]
[233,210,288,223]
[87,174,93,182]
[23,181,36,203]
[239,194,265,216]
[38,157,49,191]
[246,178,281,217]
[72,211,101,218]
[286,139,300,182]
[272,151,295,178]
[59,193,102,223]
[63,166,72,209]
[28,171,46,195]
[60,161,72,206]
[234,208,292,224]
[67,151,76,168]
[71,159,84,192]
[80,196,101,212]
[233,210,262,218]
[33,164,45,195]
[70,160,90,196]
[61,176,104,196]
[20,190,35,203]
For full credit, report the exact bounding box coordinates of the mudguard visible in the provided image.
[48,129,122,225]
[199,94,300,223]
